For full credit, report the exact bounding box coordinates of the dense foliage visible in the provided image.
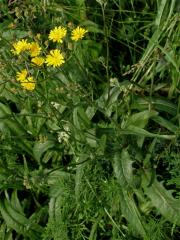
[0,0,180,239]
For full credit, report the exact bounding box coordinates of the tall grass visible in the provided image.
[0,0,180,239]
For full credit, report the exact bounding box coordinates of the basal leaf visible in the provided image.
[113,149,133,188]
[118,189,148,238]
[143,171,180,225]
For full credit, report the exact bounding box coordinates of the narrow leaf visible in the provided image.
[152,115,179,133]
[113,149,133,187]
[119,189,148,238]
[143,171,180,225]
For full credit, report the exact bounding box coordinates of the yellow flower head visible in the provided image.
[16,69,28,82]
[71,27,88,41]
[20,77,36,91]
[48,26,67,43]
[12,39,30,55]
[29,42,41,57]
[45,49,65,68]
[31,57,45,66]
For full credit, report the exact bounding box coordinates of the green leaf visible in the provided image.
[114,150,147,238]
[149,98,177,115]
[0,102,12,117]
[99,86,121,117]
[86,106,96,120]
[113,149,133,188]
[120,125,175,139]
[155,0,167,27]
[95,126,175,139]
[34,117,47,135]
[152,115,179,133]
[78,107,91,127]
[47,170,72,188]
[131,97,177,116]
[0,198,42,239]
[0,222,13,240]
[0,102,33,156]
[73,107,81,130]
[11,190,23,214]
[124,110,158,128]
[73,106,91,130]
[2,30,29,40]
[143,171,180,225]
[118,189,148,238]
[85,129,97,147]
[33,140,55,163]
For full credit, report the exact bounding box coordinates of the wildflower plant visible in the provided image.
[11,25,88,91]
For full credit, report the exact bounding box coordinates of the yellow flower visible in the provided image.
[16,69,28,82]
[31,57,45,66]
[29,42,41,57]
[71,27,88,41]
[45,49,65,68]
[12,39,30,55]
[48,26,67,43]
[20,77,36,91]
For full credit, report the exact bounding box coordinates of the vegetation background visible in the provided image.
[0,0,180,239]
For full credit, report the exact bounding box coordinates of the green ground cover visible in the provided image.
[0,0,180,239]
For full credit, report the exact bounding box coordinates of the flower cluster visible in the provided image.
[12,25,88,91]
[12,39,30,55]
[48,26,88,43]
[12,40,41,57]
[16,69,36,91]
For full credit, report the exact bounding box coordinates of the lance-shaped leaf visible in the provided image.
[143,171,180,225]
[113,149,133,188]
[119,189,148,238]
[0,102,33,156]
[113,150,148,238]
[123,110,158,129]
[0,198,42,239]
